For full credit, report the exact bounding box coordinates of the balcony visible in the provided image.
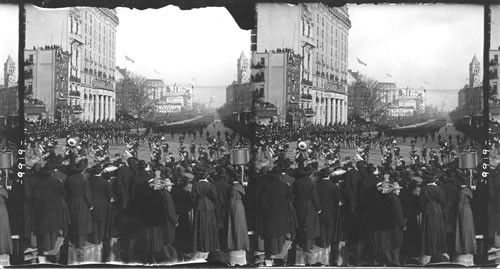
[252,89,264,99]
[69,90,81,97]
[492,85,498,96]
[92,78,114,91]
[24,59,33,66]
[70,31,84,44]
[301,93,313,101]
[490,59,499,66]
[302,79,313,86]
[72,104,83,113]
[70,75,81,83]
[490,71,498,80]
[251,62,265,69]
[24,70,33,79]
[251,73,265,83]
[304,108,315,117]
[25,86,33,96]
[302,35,316,47]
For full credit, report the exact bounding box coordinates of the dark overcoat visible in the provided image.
[116,165,133,209]
[293,176,321,240]
[316,178,340,224]
[88,175,112,222]
[65,173,94,236]
[162,190,178,246]
[261,177,291,238]
[32,174,69,235]
[420,184,447,256]
[191,180,219,252]
[213,178,231,229]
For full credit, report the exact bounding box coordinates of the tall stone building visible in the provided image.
[252,3,350,125]
[26,5,119,122]
[458,55,483,117]
[25,46,71,122]
[3,55,15,89]
[237,51,250,84]
[490,47,500,121]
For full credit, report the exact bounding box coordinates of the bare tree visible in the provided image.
[358,75,391,123]
[128,73,158,119]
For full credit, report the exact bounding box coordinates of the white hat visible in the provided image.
[298,141,307,150]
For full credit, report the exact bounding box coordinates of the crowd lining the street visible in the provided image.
[0,117,496,266]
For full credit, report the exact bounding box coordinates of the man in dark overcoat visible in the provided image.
[32,163,69,254]
[116,157,138,211]
[65,159,94,247]
[261,166,292,258]
[212,168,231,250]
[293,165,321,251]
[88,164,113,245]
[316,168,340,249]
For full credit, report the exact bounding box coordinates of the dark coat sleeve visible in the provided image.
[83,177,94,209]
[311,181,322,212]
[165,192,177,226]
[392,195,405,229]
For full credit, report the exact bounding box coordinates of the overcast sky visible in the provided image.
[348,4,483,108]
[0,4,18,86]
[116,6,250,106]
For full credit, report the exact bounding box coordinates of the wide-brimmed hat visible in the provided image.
[298,141,307,150]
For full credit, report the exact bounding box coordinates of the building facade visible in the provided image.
[347,70,371,119]
[3,55,15,89]
[252,3,350,125]
[25,47,71,122]
[490,47,500,121]
[156,84,193,113]
[376,82,397,104]
[251,50,301,124]
[26,5,119,122]
[0,86,17,122]
[225,52,253,122]
[458,56,483,117]
[237,51,250,84]
[387,106,414,118]
[115,67,135,115]
[145,79,165,100]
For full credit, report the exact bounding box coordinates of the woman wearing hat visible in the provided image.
[226,169,250,254]
[455,177,476,259]
[419,175,447,264]
[133,176,171,263]
[191,168,220,253]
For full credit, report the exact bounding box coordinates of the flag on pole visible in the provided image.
[386,73,392,78]
[357,57,367,66]
[125,55,135,63]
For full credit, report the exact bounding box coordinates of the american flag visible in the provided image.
[125,55,135,63]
